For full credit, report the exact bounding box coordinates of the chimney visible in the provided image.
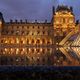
[15,19,18,23]
[52,6,55,15]
[10,19,13,23]
[20,19,22,23]
[76,20,79,25]
[0,12,4,23]
[35,20,37,23]
[25,19,27,23]
[70,6,73,12]
[45,20,47,23]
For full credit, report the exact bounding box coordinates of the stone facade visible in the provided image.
[0,5,78,66]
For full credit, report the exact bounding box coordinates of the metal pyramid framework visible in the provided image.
[59,47,80,65]
[71,32,80,47]
[59,29,78,47]
[71,47,80,58]
[58,28,80,65]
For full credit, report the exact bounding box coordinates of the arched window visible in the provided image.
[43,31,45,35]
[31,48,34,53]
[26,48,29,53]
[42,49,45,53]
[47,41,50,44]
[16,38,19,44]
[27,39,29,44]
[63,18,65,23]
[36,49,40,53]
[20,48,23,53]
[1,39,3,43]
[22,31,25,35]
[1,49,3,53]
[31,39,34,44]
[20,40,23,44]
[26,31,29,35]
[47,40,51,44]
[36,39,40,44]
[42,39,45,44]
[10,38,15,44]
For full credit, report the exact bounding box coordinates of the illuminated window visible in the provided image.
[63,18,65,23]
[5,40,8,44]
[29,48,31,52]
[38,53,40,54]
[16,30,20,35]
[16,38,19,44]
[16,48,19,54]
[16,48,19,52]
[11,48,14,53]
[10,39,15,44]
[22,48,25,51]
[3,51,6,54]
[5,48,8,52]
[16,57,19,62]
[69,19,73,23]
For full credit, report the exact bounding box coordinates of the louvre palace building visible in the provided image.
[0,5,80,66]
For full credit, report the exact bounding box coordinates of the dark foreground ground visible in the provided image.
[0,66,80,80]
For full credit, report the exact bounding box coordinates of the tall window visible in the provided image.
[63,18,65,23]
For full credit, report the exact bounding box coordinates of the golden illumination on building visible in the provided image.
[0,5,79,66]
[16,38,19,44]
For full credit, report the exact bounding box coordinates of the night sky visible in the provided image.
[0,0,80,22]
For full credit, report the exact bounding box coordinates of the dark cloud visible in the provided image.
[0,0,79,22]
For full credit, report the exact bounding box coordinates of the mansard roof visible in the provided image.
[56,5,71,12]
